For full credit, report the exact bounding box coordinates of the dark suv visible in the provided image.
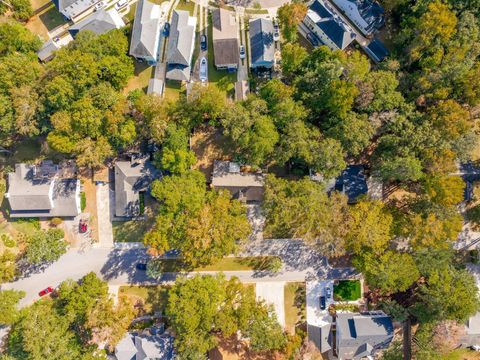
[320,296,326,310]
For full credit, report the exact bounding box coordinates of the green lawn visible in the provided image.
[148,256,283,272]
[119,285,169,314]
[123,2,137,23]
[175,0,195,15]
[245,8,268,14]
[10,218,40,236]
[334,280,361,301]
[206,13,236,91]
[112,220,150,242]
[164,79,184,100]
[284,282,306,334]
[38,6,67,30]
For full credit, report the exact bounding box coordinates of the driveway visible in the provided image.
[96,183,114,247]
[256,282,286,327]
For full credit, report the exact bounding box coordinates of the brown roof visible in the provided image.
[212,8,239,67]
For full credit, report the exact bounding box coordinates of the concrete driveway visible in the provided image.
[256,282,286,328]
[96,183,113,247]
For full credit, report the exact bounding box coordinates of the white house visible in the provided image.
[331,0,385,36]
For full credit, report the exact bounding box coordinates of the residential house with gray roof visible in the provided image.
[331,0,384,36]
[52,0,101,21]
[303,0,356,51]
[5,162,81,218]
[69,9,125,38]
[129,0,162,65]
[249,18,274,69]
[166,10,197,81]
[336,312,394,359]
[114,155,159,218]
[211,160,264,202]
[115,333,175,360]
[37,39,60,62]
[212,8,239,70]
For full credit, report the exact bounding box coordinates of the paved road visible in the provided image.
[2,238,356,308]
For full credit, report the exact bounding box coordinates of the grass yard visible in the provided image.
[119,285,169,314]
[26,5,67,39]
[245,8,268,14]
[164,79,184,100]
[334,280,361,301]
[10,218,40,236]
[442,349,480,360]
[112,220,152,242]
[149,256,283,272]
[175,0,195,15]
[123,61,153,94]
[284,282,306,334]
[123,2,137,23]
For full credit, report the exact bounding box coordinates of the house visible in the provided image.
[115,333,175,360]
[334,165,368,203]
[211,160,264,202]
[331,0,384,36]
[303,0,356,51]
[114,155,159,218]
[68,9,125,38]
[52,0,101,22]
[166,10,196,81]
[37,39,60,62]
[249,18,275,69]
[5,162,81,218]
[336,312,394,359]
[129,0,162,65]
[212,8,239,70]
[363,38,389,63]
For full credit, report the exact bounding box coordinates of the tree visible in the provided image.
[311,137,347,179]
[0,250,16,283]
[0,290,25,325]
[11,0,34,20]
[277,3,307,42]
[426,100,471,143]
[378,155,424,183]
[221,97,279,167]
[24,229,67,265]
[423,175,464,207]
[145,171,251,267]
[263,175,350,257]
[158,147,196,174]
[358,70,404,113]
[85,297,136,350]
[7,301,83,360]
[346,200,393,255]
[0,22,41,56]
[353,251,419,293]
[281,42,308,77]
[244,304,286,351]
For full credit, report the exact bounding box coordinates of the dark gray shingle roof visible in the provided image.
[166,10,196,67]
[249,18,274,65]
[68,9,125,38]
[129,0,162,59]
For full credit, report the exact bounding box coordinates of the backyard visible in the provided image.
[119,285,170,314]
[284,282,306,334]
[334,280,361,301]
[123,61,153,95]
[25,3,67,40]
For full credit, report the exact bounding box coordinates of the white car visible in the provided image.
[273,24,280,41]
[199,57,208,82]
[115,0,128,10]
[94,1,105,10]
[239,45,246,59]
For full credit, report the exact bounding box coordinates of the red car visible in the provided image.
[79,219,88,233]
[38,286,54,297]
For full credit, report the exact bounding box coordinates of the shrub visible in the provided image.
[80,192,86,211]
[139,193,145,215]
[50,217,63,227]
[1,234,16,248]
[11,0,33,21]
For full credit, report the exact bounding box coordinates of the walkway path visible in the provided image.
[95,183,114,248]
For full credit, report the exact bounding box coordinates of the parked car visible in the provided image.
[136,263,147,271]
[325,287,332,299]
[39,286,54,297]
[79,219,88,233]
[320,296,326,310]
[200,34,207,51]
[306,32,319,47]
[115,0,128,10]
[163,22,170,37]
[94,1,106,10]
[239,45,246,59]
[470,345,480,351]
[199,57,208,82]
[273,24,280,41]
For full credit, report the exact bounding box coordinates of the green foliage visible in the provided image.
[0,22,41,56]
[159,147,196,174]
[333,280,361,301]
[0,290,25,325]
[50,217,63,227]
[0,250,17,283]
[166,274,286,357]
[24,229,67,265]
[145,171,251,267]
[80,192,87,211]
[2,234,16,247]
[379,300,409,323]
[280,42,308,76]
[263,175,350,257]
[277,3,307,43]
[10,0,34,20]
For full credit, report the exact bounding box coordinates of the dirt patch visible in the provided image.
[190,125,232,182]
[80,168,99,242]
[209,336,280,360]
